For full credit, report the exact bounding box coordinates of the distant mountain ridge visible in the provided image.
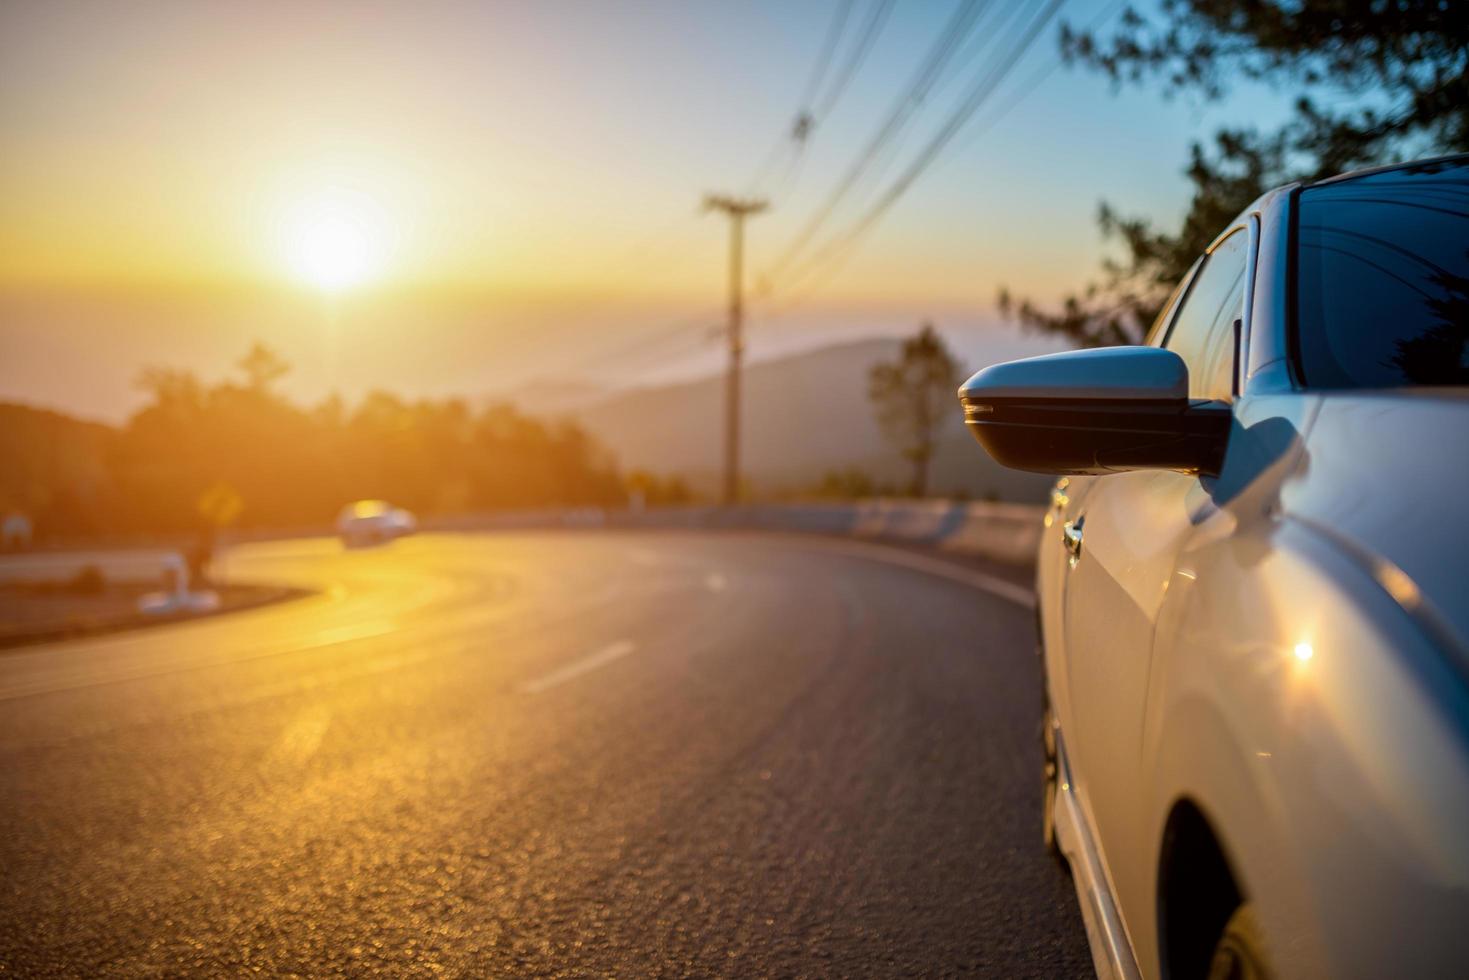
[569,337,1052,503]
[491,377,613,418]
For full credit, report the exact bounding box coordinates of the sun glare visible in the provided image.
[281,188,390,292]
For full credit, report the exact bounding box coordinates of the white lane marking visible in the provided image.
[704,572,727,593]
[520,640,637,695]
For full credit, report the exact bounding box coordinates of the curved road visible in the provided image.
[0,531,1090,976]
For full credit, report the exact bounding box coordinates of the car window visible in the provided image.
[1143,256,1201,347]
[1162,230,1248,400]
[1295,158,1469,388]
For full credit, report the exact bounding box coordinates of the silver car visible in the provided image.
[337,499,417,547]
[959,155,1469,979]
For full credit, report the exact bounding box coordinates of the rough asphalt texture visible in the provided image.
[0,531,1091,977]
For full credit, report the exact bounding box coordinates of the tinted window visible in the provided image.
[1163,230,1247,400]
[1295,159,1469,388]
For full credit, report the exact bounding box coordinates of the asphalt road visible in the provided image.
[0,531,1091,977]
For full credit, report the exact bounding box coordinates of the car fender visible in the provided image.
[1146,516,1469,978]
[1148,693,1317,979]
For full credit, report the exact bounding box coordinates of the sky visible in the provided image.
[0,0,1294,421]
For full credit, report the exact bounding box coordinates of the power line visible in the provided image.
[761,138,813,204]
[761,0,997,286]
[618,6,864,318]
[553,311,720,383]
[524,3,1094,386]
[745,0,875,199]
[813,0,895,121]
[743,136,799,199]
[806,1,1061,273]
[586,2,861,377]
[951,0,1124,156]
[763,0,1069,306]
[595,314,718,364]
[800,0,855,112]
[831,0,1024,209]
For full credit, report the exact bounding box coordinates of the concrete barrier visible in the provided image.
[0,550,189,586]
[0,550,220,616]
[935,502,1046,566]
[424,499,1045,567]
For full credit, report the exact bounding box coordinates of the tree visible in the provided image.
[626,470,694,507]
[237,342,290,393]
[1004,1,1469,346]
[815,467,875,500]
[868,324,961,498]
[83,342,634,535]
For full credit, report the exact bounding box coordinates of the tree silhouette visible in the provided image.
[10,343,631,538]
[237,342,290,393]
[868,324,960,498]
[1388,263,1469,385]
[1005,1,1469,346]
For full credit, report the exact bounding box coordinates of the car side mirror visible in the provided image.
[957,347,1229,476]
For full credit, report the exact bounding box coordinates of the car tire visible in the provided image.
[1206,903,1274,980]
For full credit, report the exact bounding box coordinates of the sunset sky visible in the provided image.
[0,0,1289,420]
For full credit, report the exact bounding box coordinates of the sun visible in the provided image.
[280,187,390,292]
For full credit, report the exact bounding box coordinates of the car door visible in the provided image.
[1059,227,1251,921]
[1039,257,1203,736]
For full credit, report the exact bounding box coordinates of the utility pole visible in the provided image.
[703,193,768,507]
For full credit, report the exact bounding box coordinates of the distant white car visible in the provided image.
[336,500,416,546]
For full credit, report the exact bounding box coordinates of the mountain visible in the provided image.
[490,376,614,418]
[570,338,1053,503]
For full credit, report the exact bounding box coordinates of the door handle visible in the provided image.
[1062,515,1084,564]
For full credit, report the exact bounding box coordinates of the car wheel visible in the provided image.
[1206,904,1274,980]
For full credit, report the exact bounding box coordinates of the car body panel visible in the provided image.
[1051,723,1144,980]
[1063,465,1202,946]
[1047,391,1320,975]
[1150,517,1469,977]
[1050,391,1469,979]
[1018,158,1469,979]
[1278,392,1469,665]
